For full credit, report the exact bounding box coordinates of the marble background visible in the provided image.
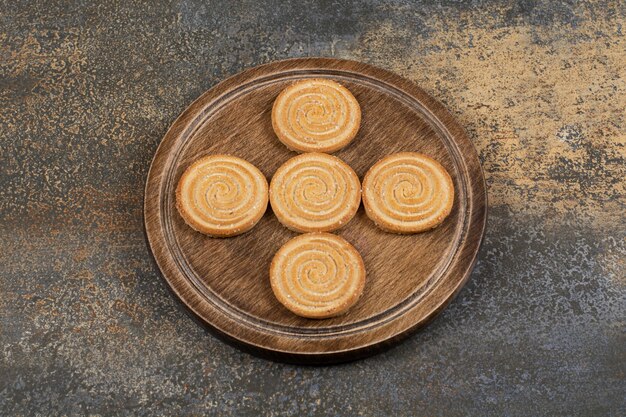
[1,1,624,415]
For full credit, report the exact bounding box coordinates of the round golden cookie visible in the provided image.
[270,233,366,319]
[270,153,361,233]
[362,152,454,233]
[176,155,268,237]
[271,78,361,153]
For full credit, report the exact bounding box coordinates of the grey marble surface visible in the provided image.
[1,1,625,415]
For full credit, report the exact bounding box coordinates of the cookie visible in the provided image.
[362,152,454,233]
[271,78,361,153]
[270,233,366,319]
[270,153,361,233]
[176,155,268,237]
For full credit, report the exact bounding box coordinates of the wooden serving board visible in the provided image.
[144,58,487,364]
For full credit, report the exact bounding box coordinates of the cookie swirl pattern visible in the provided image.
[176,155,268,237]
[272,79,361,153]
[270,153,361,233]
[270,233,366,319]
[362,152,454,233]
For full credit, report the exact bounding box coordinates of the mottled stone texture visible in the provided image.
[1,0,624,415]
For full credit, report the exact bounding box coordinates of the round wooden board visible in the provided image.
[144,58,487,364]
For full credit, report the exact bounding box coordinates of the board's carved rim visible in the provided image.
[164,70,469,336]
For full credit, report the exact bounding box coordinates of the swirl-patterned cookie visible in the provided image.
[362,152,454,233]
[176,155,268,237]
[270,233,366,319]
[270,153,361,233]
[271,79,361,153]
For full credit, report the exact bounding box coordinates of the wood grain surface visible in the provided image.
[144,58,487,364]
